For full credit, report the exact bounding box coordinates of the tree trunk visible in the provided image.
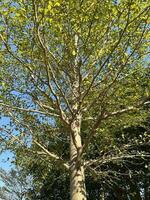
[70,114,87,200]
[69,33,86,199]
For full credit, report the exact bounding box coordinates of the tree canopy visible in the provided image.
[0,0,150,199]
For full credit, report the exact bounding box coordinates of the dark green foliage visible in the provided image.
[28,119,150,200]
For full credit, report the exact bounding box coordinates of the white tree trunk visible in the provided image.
[70,114,87,200]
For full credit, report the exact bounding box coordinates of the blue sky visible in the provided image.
[0,117,14,170]
[0,150,14,171]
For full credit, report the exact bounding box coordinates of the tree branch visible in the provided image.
[0,102,59,117]
[104,100,150,119]
[33,140,69,170]
[82,99,150,158]
[85,153,150,168]
[32,0,73,116]
[0,127,69,170]
[80,6,131,105]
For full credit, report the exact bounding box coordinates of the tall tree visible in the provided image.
[14,118,150,200]
[0,168,32,200]
[0,0,150,199]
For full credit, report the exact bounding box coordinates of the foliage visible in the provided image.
[0,167,32,200]
[21,120,150,200]
[0,0,150,199]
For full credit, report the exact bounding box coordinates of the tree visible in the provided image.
[0,168,32,200]
[0,0,150,199]
[15,118,150,200]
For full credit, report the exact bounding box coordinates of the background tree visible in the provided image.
[14,117,149,200]
[0,167,32,200]
[0,0,150,199]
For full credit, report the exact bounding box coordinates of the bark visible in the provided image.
[70,114,87,200]
[69,33,86,200]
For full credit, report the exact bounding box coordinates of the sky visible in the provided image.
[0,150,13,171]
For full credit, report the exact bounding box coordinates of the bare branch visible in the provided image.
[33,140,69,170]
[0,127,69,170]
[104,100,150,119]
[85,153,150,167]
[0,102,60,117]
